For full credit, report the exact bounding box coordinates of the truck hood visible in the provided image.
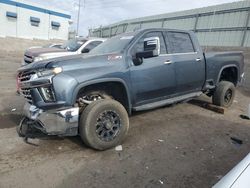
[39,51,75,58]
[25,47,67,57]
[18,53,123,72]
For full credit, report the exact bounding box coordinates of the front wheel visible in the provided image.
[212,81,236,108]
[79,99,129,150]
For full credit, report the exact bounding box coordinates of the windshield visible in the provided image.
[89,34,134,55]
[61,39,87,52]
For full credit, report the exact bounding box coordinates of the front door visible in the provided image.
[129,31,176,106]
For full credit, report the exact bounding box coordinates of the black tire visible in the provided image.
[79,99,129,150]
[212,81,236,108]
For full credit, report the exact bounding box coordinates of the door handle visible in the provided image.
[196,58,201,62]
[164,60,172,65]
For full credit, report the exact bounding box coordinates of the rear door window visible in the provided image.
[166,32,195,54]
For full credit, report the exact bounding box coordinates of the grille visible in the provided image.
[18,71,36,103]
[18,71,36,82]
[24,54,34,64]
[20,88,32,103]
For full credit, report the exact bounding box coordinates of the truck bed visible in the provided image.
[204,51,244,87]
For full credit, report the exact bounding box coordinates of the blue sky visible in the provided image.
[25,0,239,36]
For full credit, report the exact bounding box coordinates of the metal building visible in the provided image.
[90,1,250,47]
[0,0,71,40]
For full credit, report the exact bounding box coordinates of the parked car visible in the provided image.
[17,28,244,150]
[28,43,63,50]
[43,43,63,49]
[22,37,106,65]
[213,153,250,188]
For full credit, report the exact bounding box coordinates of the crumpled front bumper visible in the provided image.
[23,103,79,136]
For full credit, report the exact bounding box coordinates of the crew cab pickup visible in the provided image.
[17,28,245,150]
[22,37,105,65]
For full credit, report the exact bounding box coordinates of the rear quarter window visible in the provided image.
[166,32,195,54]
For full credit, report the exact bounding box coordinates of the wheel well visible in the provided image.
[219,67,238,86]
[77,82,130,114]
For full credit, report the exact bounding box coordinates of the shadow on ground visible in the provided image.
[0,113,22,129]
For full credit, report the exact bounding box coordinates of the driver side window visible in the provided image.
[131,31,167,57]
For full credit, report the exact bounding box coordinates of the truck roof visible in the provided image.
[136,28,194,33]
[113,28,194,39]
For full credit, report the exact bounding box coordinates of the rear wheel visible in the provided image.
[79,99,129,150]
[212,81,236,108]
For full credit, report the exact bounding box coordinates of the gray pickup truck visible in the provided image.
[17,28,244,150]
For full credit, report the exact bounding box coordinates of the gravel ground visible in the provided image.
[0,44,249,188]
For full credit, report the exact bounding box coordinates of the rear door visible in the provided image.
[164,31,205,94]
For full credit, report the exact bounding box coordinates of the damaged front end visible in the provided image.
[21,103,79,136]
[17,67,79,137]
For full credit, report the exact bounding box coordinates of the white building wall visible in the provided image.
[0,3,17,37]
[16,8,50,40]
[0,0,71,40]
[49,15,69,40]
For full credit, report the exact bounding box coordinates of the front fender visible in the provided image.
[53,73,79,106]
[72,78,132,112]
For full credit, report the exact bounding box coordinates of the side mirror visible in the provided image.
[136,50,158,59]
[135,37,160,60]
[132,37,160,66]
[82,48,90,53]
[144,37,160,53]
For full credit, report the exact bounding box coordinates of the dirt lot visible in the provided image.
[0,40,250,188]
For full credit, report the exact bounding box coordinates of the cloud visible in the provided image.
[25,0,239,36]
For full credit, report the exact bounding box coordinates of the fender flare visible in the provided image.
[216,64,239,85]
[71,78,132,114]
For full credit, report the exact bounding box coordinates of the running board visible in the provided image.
[133,92,202,111]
